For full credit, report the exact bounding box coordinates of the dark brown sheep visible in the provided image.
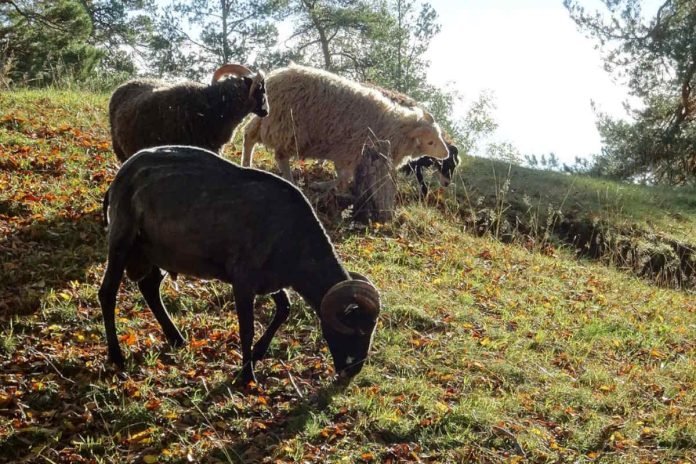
[100,145,381,385]
[109,64,267,162]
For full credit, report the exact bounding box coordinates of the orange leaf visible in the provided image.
[119,332,137,347]
[145,398,161,411]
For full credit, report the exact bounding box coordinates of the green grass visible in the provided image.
[452,157,696,243]
[1,89,695,463]
[407,155,696,290]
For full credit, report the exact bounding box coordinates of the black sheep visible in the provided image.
[109,64,268,162]
[401,144,460,196]
[99,146,381,385]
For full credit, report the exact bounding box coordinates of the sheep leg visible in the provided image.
[137,266,185,348]
[242,136,255,168]
[415,165,428,197]
[233,285,257,384]
[275,151,295,184]
[112,140,127,164]
[335,163,354,194]
[98,250,129,368]
[242,118,260,167]
[252,290,291,361]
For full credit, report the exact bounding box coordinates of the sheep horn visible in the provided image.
[321,279,381,335]
[349,271,372,283]
[211,64,253,84]
[250,70,265,97]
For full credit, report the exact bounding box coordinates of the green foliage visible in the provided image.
[0,0,154,86]
[148,0,285,80]
[565,0,696,185]
[0,0,100,86]
[282,0,385,74]
[79,0,156,77]
[362,0,440,94]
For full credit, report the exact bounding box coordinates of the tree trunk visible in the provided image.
[221,0,230,63]
[351,138,396,223]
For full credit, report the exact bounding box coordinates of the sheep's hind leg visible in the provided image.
[137,266,185,348]
[98,249,129,368]
[252,290,291,361]
[232,285,258,385]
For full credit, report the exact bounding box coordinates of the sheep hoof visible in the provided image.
[108,350,126,369]
[237,365,258,386]
[167,333,186,348]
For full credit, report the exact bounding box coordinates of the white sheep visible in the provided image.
[241,64,449,191]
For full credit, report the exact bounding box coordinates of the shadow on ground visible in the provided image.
[0,208,105,316]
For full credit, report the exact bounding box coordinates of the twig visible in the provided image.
[280,360,304,398]
[492,425,526,457]
[28,348,76,385]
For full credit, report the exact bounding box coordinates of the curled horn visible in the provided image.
[250,69,265,97]
[211,63,253,84]
[349,271,372,283]
[321,279,381,335]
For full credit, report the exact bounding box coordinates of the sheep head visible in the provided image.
[320,273,381,382]
[407,117,449,160]
[437,144,460,187]
[211,64,269,118]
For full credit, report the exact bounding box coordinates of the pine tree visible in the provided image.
[566,0,696,184]
[0,0,100,85]
[148,0,285,80]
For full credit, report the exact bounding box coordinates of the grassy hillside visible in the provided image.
[403,154,696,291]
[1,89,695,463]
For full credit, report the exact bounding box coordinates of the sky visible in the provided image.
[423,0,662,163]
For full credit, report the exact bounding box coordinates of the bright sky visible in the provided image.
[424,0,662,162]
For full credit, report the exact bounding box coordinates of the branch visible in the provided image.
[664,57,696,139]
[647,0,673,39]
[224,12,257,34]
[284,23,314,44]
[169,23,217,55]
[4,0,71,33]
[293,38,321,52]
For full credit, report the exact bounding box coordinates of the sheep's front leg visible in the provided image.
[233,285,257,384]
[252,290,291,361]
[138,266,185,348]
[242,135,255,167]
[415,165,428,197]
[275,150,295,184]
[335,161,355,194]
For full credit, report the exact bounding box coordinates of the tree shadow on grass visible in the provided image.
[0,208,105,317]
